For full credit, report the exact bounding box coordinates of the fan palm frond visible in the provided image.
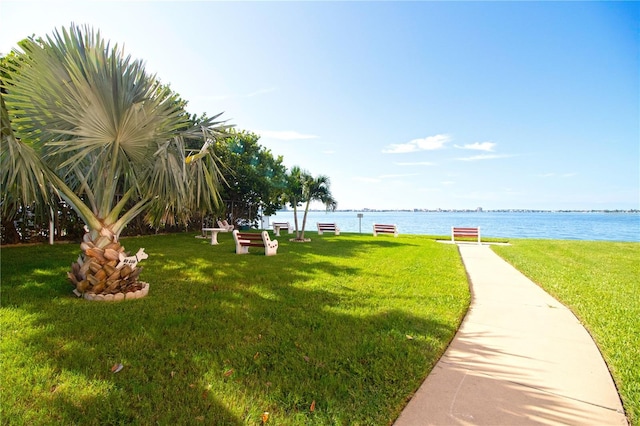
[3,25,194,219]
[1,93,53,220]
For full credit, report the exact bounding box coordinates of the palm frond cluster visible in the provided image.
[1,24,229,295]
[1,23,336,297]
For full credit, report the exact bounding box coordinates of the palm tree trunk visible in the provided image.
[67,223,144,296]
[300,201,311,240]
[293,204,301,239]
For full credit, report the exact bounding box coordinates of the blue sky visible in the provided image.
[1,1,638,210]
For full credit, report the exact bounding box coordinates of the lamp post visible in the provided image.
[357,213,363,233]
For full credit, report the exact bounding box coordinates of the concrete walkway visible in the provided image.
[394,243,628,426]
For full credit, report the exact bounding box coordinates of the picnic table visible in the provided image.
[202,227,226,245]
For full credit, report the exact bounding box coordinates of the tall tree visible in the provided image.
[298,174,337,240]
[214,130,287,227]
[1,25,230,296]
[285,167,337,241]
[284,166,305,238]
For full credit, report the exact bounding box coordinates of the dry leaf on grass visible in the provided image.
[111,363,123,373]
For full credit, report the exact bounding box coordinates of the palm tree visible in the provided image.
[298,174,337,240]
[285,167,337,241]
[1,25,230,296]
[284,166,305,238]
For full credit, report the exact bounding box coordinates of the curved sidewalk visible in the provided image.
[394,243,627,426]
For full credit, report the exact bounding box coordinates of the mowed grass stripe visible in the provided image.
[493,240,639,426]
[1,232,469,425]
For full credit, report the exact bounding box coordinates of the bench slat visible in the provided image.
[451,226,481,244]
[373,224,398,237]
[236,234,263,239]
[232,230,278,255]
[317,222,340,235]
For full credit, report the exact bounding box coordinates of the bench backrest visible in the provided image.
[318,223,336,229]
[452,227,479,236]
[317,222,340,236]
[451,227,481,244]
[234,232,266,243]
[232,230,278,255]
[373,224,398,237]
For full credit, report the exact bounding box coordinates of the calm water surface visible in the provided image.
[265,211,640,242]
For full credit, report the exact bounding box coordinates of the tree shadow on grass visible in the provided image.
[1,232,463,424]
[400,330,627,425]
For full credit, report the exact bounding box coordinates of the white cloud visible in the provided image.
[455,141,496,151]
[255,130,319,141]
[394,161,436,166]
[441,181,455,186]
[382,134,451,154]
[323,150,335,155]
[456,153,514,161]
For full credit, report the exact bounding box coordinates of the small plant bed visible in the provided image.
[493,240,640,426]
[1,232,469,425]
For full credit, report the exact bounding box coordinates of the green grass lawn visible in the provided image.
[1,232,470,425]
[493,240,640,426]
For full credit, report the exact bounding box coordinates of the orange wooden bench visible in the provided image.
[317,222,340,235]
[451,226,481,244]
[232,230,278,256]
[373,224,398,237]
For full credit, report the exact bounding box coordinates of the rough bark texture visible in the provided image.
[67,229,145,296]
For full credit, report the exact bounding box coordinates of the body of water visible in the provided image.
[264,211,640,242]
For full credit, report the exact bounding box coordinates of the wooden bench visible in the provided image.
[272,221,292,236]
[232,230,278,256]
[373,224,398,237]
[317,222,340,235]
[451,226,481,244]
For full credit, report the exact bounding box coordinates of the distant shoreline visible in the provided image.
[290,209,640,214]
[270,210,639,241]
